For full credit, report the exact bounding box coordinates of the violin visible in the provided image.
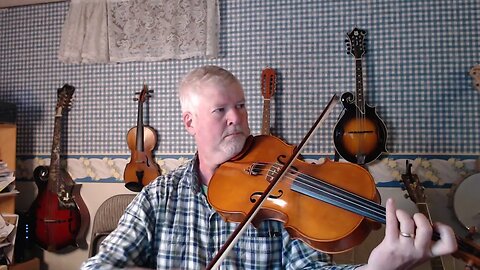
[124,84,161,192]
[207,95,480,269]
[208,134,381,253]
[209,136,480,269]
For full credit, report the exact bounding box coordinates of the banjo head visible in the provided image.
[452,173,480,233]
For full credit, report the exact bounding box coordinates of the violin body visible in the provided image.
[208,135,381,253]
[124,125,161,191]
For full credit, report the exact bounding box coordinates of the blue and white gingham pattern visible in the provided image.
[0,0,479,157]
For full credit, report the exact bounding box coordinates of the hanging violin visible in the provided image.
[124,83,161,192]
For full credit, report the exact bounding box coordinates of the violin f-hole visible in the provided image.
[250,190,284,203]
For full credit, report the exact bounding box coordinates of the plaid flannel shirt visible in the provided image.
[81,156,362,270]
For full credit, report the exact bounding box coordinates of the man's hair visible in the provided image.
[178,65,241,113]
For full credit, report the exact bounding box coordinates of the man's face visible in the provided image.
[184,81,251,165]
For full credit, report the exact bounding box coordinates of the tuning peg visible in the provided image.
[404,194,409,199]
[148,90,154,93]
[133,97,138,101]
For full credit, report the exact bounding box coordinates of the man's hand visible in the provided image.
[358,198,457,270]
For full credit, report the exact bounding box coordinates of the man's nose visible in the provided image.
[227,108,242,125]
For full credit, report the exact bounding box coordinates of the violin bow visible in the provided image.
[206,94,340,270]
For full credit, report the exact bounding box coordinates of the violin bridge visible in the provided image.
[246,162,265,176]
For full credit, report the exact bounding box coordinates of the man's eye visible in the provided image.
[213,108,225,113]
[237,103,245,109]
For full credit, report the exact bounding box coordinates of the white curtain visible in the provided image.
[58,0,219,64]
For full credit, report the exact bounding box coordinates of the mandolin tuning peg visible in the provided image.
[133,97,138,101]
[148,90,154,93]
[403,194,409,199]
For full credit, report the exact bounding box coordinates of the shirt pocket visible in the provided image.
[235,227,283,269]
[157,226,186,269]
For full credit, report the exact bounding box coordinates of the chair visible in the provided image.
[88,194,136,257]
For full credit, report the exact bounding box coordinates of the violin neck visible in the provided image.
[416,203,445,269]
[136,102,145,151]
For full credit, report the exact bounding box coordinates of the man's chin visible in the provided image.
[221,135,247,159]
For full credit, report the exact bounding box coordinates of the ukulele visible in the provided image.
[400,160,480,270]
[124,83,161,192]
[260,67,277,135]
[333,27,388,165]
[31,84,90,251]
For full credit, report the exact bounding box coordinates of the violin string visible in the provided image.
[255,162,386,223]
[287,166,479,257]
[255,163,480,260]
[289,171,385,223]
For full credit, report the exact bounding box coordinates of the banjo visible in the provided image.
[452,172,480,236]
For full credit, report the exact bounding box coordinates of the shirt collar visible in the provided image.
[190,153,203,194]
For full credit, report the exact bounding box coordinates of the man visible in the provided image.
[81,65,457,269]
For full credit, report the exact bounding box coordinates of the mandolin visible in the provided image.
[31,84,90,251]
[124,83,161,192]
[400,160,480,270]
[260,67,277,135]
[333,27,388,165]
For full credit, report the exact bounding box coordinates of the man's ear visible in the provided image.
[183,112,195,136]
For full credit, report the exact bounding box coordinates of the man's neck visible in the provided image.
[197,157,217,186]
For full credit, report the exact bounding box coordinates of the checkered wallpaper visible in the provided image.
[1,1,479,163]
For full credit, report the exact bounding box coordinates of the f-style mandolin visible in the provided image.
[333,27,388,165]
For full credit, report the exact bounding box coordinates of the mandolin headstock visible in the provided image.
[261,67,277,99]
[56,84,75,115]
[400,160,426,204]
[346,27,367,59]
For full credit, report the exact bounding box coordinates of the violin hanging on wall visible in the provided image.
[260,67,277,135]
[124,83,161,192]
[333,27,388,165]
[31,84,90,251]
